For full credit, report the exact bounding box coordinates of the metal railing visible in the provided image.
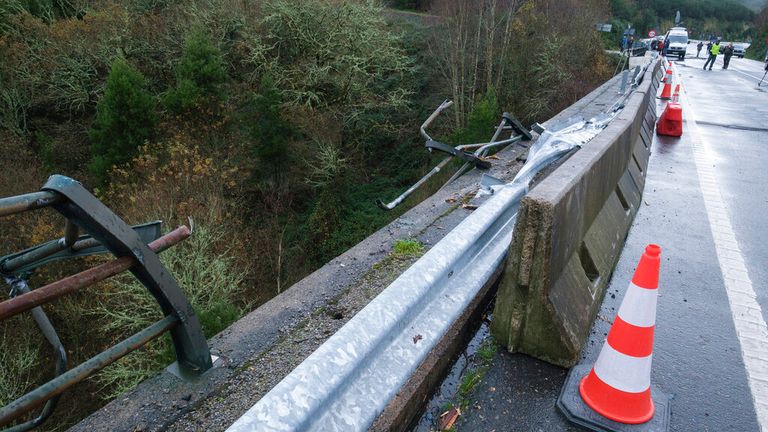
[375,101,532,210]
[0,175,213,431]
[226,59,659,431]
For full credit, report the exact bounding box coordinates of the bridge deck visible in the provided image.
[457,53,767,431]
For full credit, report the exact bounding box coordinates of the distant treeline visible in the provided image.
[746,5,768,59]
[609,0,755,43]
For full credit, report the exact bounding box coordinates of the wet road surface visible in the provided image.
[456,53,768,431]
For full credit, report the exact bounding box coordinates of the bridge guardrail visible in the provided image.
[224,56,658,431]
[0,175,213,431]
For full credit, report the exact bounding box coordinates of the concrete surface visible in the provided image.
[456,50,767,431]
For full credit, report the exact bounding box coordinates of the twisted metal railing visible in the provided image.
[0,175,213,431]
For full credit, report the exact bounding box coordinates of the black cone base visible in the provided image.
[557,365,671,432]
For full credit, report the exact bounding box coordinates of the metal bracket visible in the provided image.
[0,221,161,278]
[40,175,212,374]
[501,112,533,141]
[425,140,491,169]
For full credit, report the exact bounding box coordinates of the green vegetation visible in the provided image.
[0,321,40,406]
[450,338,498,411]
[163,28,227,113]
[92,224,244,398]
[607,0,755,45]
[746,6,768,59]
[89,59,157,183]
[476,338,498,361]
[0,0,618,427]
[393,239,425,257]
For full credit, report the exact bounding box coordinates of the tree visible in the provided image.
[245,76,294,184]
[428,0,518,128]
[450,88,500,143]
[89,58,156,183]
[164,28,227,113]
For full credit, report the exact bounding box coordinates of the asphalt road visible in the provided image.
[455,51,768,431]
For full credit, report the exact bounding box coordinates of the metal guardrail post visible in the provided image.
[0,175,214,429]
[40,175,212,373]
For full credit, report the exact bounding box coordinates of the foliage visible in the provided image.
[449,88,500,144]
[164,28,227,113]
[92,224,245,398]
[0,0,76,30]
[89,58,157,184]
[0,320,40,406]
[246,0,414,120]
[393,239,424,257]
[387,0,433,11]
[476,338,498,361]
[304,141,347,189]
[242,76,294,184]
[608,0,755,42]
[746,5,768,60]
[522,36,574,120]
[428,0,613,127]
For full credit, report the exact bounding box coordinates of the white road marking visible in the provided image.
[730,67,766,83]
[677,71,768,429]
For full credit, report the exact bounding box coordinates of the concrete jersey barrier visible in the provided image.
[491,60,662,367]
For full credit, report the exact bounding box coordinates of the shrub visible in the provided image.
[0,319,41,406]
[92,224,245,398]
[88,58,157,184]
[247,0,414,116]
[242,76,294,183]
[163,28,227,113]
[449,89,500,144]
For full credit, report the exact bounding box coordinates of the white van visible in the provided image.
[664,27,689,60]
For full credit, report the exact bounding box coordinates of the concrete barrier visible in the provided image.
[491,60,661,367]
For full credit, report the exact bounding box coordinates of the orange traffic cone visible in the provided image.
[659,70,673,99]
[656,102,683,137]
[579,244,661,423]
[557,245,671,431]
[671,84,681,103]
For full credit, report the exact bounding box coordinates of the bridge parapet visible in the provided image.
[491,60,661,366]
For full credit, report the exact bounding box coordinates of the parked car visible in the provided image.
[733,43,747,58]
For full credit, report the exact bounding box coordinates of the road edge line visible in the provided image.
[677,71,768,429]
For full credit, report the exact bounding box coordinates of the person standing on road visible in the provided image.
[703,40,721,70]
[621,35,628,53]
[696,41,703,57]
[722,42,734,69]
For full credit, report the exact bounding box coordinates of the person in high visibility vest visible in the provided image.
[703,40,721,71]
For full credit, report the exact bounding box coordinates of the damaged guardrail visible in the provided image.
[0,175,213,431]
[376,101,531,210]
[225,63,650,430]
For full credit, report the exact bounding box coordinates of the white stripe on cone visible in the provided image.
[617,282,658,328]
[593,343,653,393]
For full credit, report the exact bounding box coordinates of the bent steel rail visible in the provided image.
[0,175,212,430]
[227,57,658,430]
